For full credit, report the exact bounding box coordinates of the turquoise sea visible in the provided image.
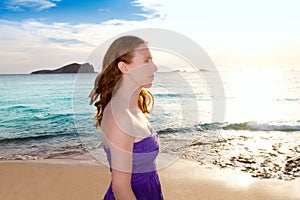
[0,69,299,165]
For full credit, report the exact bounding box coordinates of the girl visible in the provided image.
[89,35,164,200]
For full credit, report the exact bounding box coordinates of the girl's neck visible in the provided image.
[113,74,141,112]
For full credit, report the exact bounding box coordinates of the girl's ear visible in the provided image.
[117,61,128,74]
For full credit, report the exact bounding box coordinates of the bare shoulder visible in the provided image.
[101,103,135,149]
[101,103,118,140]
[101,102,133,133]
[101,102,113,130]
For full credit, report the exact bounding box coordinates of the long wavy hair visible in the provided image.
[89,36,154,130]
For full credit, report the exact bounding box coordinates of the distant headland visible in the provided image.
[31,63,96,74]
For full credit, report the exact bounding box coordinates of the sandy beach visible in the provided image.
[0,158,299,200]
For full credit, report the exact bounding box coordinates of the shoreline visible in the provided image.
[0,158,299,200]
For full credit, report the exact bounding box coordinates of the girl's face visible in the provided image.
[124,43,158,88]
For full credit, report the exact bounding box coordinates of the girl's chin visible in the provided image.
[143,83,153,88]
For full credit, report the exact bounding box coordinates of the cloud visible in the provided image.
[98,8,110,13]
[5,0,60,11]
[0,15,164,73]
[0,19,92,73]
[3,0,299,74]
[46,38,87,45]
[131,0,167,20]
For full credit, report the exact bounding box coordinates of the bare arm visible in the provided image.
[102,112,137,200]
[111,169,136,200]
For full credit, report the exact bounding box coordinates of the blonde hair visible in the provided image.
[89,36,154,129]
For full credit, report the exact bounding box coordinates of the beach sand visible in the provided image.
[0,158,299,200]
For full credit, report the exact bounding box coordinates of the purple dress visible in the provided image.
[103,129,164,200]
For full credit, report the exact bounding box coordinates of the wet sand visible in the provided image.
[0,158,299,200]
[181,130,300,180]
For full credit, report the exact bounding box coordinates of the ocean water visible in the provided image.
[0,69,299,163]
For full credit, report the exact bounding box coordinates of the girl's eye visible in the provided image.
[145,58,152,63]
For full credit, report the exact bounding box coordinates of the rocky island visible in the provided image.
[31,63,95,74]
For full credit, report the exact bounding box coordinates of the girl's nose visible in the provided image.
[153,63,158,72]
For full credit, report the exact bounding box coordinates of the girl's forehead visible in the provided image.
[134,44,151,55]
[135,43,148,50]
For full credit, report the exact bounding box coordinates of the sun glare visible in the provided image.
[226,68,281,122]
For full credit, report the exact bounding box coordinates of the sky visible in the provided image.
[0,0,299,74]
